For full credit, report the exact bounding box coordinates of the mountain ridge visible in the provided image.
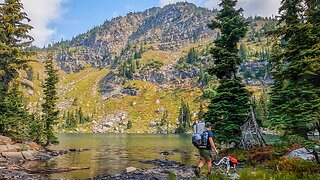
[53,2,218,73]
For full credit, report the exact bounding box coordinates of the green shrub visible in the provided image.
[277,157,320,178]
[167,171,176,180]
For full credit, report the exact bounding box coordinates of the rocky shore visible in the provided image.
[0,135,89,180]
[93,159,196,180]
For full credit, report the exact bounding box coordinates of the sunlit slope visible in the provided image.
[56,66,201,133]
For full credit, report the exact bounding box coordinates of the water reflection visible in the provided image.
[48,134,198,179]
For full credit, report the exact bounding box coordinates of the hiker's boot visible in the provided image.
[194,167,201,178]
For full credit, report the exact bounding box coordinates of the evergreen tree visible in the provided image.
[205,80,250,144]
[208,0,248,80]
[30,110,45,145]
[239,42,247,61]
[216,32,221,40]
[139,43,143,57]
[198,62,204,85]
[134,49,140,59]
[176,100,191,133]
[0,0,34,94]
[77,107,84,124]
[186,47,198,64]
[0,85,33,141]
[204,0,250,145]
[42,53,59,146]
[268,0,320,138]
[0,0,34,140]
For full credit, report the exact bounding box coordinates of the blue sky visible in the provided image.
[18,0,281,47]
[50,0,158,43]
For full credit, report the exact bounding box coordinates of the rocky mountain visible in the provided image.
[54,2,218,73]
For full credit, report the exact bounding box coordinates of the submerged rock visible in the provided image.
[159,149,188,156]
[94,159,195,180]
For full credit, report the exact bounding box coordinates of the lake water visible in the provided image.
[35,133,279,179]
[47,134,198,179]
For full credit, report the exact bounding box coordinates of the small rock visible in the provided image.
[103,122,114,127]
[27,89,34,95]
[156,108,165,114]
[160,151,174,156]
[125,166,137,173]
[33,153,51,161]
[69,148,90,152]
[229,173,240,179]
[150,122,158,127]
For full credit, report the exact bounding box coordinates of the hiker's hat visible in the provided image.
[205,122,212,128]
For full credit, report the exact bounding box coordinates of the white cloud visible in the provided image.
[21,0,65,47]
[159,0,281,17]
[237,0,281,17]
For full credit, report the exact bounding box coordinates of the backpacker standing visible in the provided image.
[194,122,219,177]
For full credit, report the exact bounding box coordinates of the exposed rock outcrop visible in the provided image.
[54,2,217,72]
[92,112,128,133]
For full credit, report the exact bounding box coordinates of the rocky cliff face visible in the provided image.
[55,2,217,72]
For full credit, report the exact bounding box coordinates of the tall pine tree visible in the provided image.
[0,0,33,93]
[176,100,191,134]
[204,0,250,145]
[42,53,59,146]
[268,0,320,138]
[0,0,34,139]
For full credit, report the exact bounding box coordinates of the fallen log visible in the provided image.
[27,166,90,174]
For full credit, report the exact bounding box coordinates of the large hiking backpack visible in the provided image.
[192,131,210,149]
[192,133,202,148]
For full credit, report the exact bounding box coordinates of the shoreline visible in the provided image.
[0,135,90,180]
[92,159,196,180]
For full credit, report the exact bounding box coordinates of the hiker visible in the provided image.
[194,122,219,177]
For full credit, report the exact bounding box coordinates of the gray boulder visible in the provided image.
[287,148,314,160]
[1,152,25,160]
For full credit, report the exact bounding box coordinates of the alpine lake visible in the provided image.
[29,133,279,179]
